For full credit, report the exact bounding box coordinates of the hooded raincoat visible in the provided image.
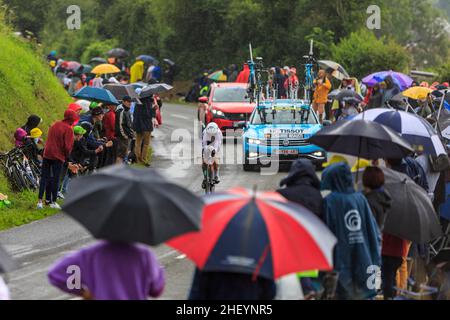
[321,163,381,300]
[277,159,323,217]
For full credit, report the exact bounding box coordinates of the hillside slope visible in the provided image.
[0,24,71,149]
[0,20,71,230]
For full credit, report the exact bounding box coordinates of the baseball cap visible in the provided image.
[73,126,87,136]
[122,95,132,102]
[30,128,43,139]
[91,107,104,116]
[89,101,99,110]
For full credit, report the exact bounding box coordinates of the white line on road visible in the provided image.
[170,114,190,120]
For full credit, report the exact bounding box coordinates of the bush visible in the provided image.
[436,61,450,83]
[331,29,411,79]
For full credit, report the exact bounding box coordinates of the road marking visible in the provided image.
[170,114,189,120]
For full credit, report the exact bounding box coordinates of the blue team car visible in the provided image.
[239,100,327,171]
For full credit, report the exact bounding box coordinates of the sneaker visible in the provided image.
[37,202,43,210]
[57,192,65,200]
[49,203,62,210]
[214,176,220,184]
[201,180,207,189]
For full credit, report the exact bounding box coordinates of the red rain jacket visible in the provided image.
[43,110,77,163]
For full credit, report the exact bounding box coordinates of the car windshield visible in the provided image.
[212,87,250,102]
[251,106,318,125]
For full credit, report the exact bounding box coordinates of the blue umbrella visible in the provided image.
[73,87,120,105]
[136,55,155,64]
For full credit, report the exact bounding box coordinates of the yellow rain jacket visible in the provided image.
[130,60,145,83]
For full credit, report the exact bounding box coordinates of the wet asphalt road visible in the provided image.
[0,103,288,300]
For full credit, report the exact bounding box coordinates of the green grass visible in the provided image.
[0,174,60,231]
[0,18,71,230]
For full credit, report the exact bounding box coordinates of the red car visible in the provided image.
[205,83,256,134]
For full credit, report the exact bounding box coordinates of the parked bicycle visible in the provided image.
[0,146,40,192]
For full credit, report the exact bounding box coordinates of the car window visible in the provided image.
[212,87,249,102]
[251,106,318,125]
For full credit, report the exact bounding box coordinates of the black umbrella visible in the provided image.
[107,48,129,59]
[90,57,107,65]
[354,168,443,243]
[308,120,414,160]
[381,168,442,244]
[139,83,173,98]
[328,89,341,100]
[0,245,17,273]
[335,90,363,103]
[103,84,141,104]
[62,165,203,246]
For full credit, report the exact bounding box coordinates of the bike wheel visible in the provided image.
[10,167,26,192]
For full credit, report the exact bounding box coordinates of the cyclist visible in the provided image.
[202,122,223,188]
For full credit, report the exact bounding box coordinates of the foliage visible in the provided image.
[331,29,410,79]
[1,0,449,78]
[436,61,450,83]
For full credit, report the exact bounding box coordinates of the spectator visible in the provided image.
[313,70,332,123]
[130,59,145,83]
[37,110,77,210]
[274,67,287,99]
[366,83,383,110]
[236,63,250,83]
[227,64,238,83]
[133,96,158,167]
[0,275,9,300]
[48,241,165,300]
[362,166,391,232]
[116,96,135,164]
[103,105,117,141]
[277,159,323,217]
[188,269,276,300]
[321,162,381,300]
[381,231,411,300]
[21,115,42,135]
[90,107,105,140]
[381,76,401,107]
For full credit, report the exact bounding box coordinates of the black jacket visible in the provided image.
[70,138,96,164]
[115,106,134,140]
[364,189,392,232]
[277,159,323,217]
[188,269,276,300]
[367,91,383,109]
[133,97,154,133]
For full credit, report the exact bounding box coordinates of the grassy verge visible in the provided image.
[0,174,59,231]
[0,16,70,231]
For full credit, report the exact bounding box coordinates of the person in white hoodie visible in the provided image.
[0,275,10,300]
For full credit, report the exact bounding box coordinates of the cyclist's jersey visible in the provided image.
[202,130,223,154]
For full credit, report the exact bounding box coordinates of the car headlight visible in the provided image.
[248,138,262,145]
[212,109,225,117]
[313,151,324,157]
[249,152,259,158]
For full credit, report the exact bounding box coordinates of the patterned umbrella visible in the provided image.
[362,71,413,91]
[352,108,447,156]
[168,188,336,280]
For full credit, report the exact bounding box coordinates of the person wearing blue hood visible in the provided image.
[277,159,323,218]
[321,162,382,300]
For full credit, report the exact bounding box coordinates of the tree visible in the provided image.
[436,61,450,82]
[331,29,410,79]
